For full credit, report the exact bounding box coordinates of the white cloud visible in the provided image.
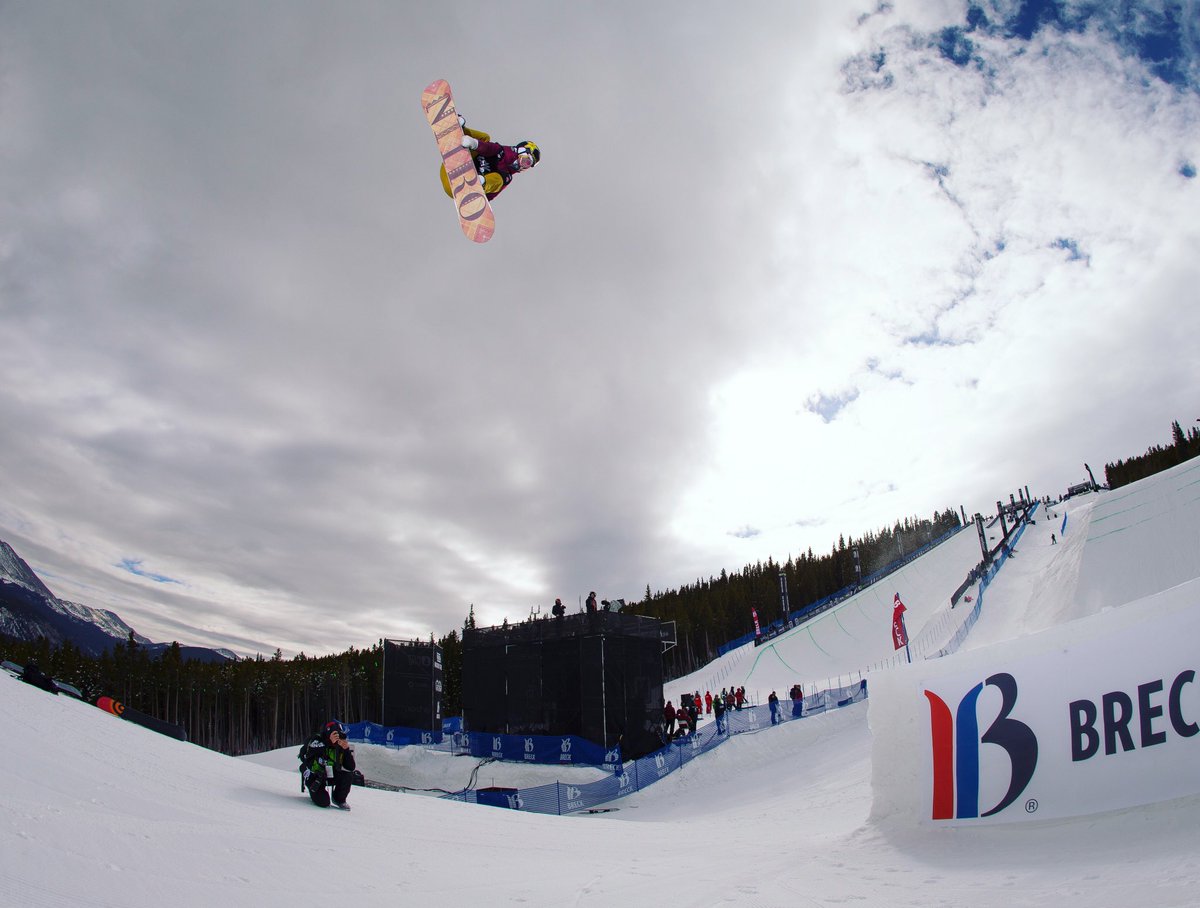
[1,1,1197,654]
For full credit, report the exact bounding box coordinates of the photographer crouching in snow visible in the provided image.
[299,721,359,810]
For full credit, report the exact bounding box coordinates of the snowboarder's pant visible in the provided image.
[440,127,491,198]
[308,769,354,808]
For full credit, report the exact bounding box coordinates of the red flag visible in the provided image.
[891,593,908,650]
[751,607,762,637]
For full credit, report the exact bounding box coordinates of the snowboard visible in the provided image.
[421,79,495,244]
[96,694,189,741]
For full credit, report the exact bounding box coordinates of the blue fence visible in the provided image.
[344,722,612,766]
[347,679,868,815]
[346,722,443,747]
[462,731,610,765]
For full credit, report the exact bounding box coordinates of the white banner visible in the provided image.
[869,578,1200,825]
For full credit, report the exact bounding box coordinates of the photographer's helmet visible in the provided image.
[322,720,345,742]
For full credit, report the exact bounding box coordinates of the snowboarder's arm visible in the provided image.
[474,139,505,158]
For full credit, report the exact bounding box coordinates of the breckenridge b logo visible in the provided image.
[924,672,1038,820]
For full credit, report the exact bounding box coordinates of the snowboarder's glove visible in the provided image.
[461,135,479,151]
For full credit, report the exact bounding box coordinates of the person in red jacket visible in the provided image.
[663,700,676,737]
[675,709,690,739]
[704,690,713,714]
[440,118,540,202]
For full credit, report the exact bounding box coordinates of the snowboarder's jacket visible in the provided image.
[440,127,522,201]
[298,734,357,787]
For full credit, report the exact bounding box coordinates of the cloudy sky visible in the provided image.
[2,1,1197,656]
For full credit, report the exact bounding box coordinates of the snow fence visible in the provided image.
[929,503,1034,659]
[346,678,867,815]
[446,679,867,814]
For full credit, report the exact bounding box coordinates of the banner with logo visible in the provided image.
[348,721,442,747]
[464,731,608,765]
[869,578,1200,825]
[891,593,908,650]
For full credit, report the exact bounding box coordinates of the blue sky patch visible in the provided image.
[961,1,1199,92]
[806,389,861,423]
[1052,237,1089,263]
[938,27,976,67]
[118,558,182,584]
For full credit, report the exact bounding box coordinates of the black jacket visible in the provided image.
[299,737,357,779]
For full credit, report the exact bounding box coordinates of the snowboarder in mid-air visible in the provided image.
[299,720,358,810]
[439,114,540,202]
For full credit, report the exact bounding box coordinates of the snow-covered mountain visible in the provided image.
[0,539,56,601]
[0,539,233,662]
[49,597,152,645]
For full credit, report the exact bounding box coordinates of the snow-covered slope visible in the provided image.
[6,664,1199,906]
[668,522,986,706]
[6,458,1200,906]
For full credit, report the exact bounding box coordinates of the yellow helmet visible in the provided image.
[516,141,541,166]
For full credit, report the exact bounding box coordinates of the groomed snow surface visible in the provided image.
[6,457,1200,906]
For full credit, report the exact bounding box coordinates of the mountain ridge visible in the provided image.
[0,540,234,662]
